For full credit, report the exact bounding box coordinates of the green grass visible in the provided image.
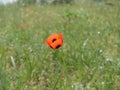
[0,0,120,90]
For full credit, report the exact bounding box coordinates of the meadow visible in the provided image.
[0,0,120,90]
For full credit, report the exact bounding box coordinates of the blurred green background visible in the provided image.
[0,0,120,90]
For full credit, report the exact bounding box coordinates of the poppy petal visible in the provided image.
[45,39,51,47]
[45,33,63,49]
[46,34,58,44]
[50,39,62,49]
[58,33,62,39]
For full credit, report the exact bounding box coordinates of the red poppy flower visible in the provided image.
[20,23,25,28]
[45,33,63,49]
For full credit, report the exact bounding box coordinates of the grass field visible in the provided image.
[0,0,120,90]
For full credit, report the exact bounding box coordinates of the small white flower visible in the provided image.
[99,66,103,69]
[72,82,85,90]
[99,49,103,53]
[101,82,105,85]
[97,31,101,34]
[28,47,33,52]
[106,58,111,62]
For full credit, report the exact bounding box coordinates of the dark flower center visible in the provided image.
[52,38,56,42]
[56,45,60,49]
